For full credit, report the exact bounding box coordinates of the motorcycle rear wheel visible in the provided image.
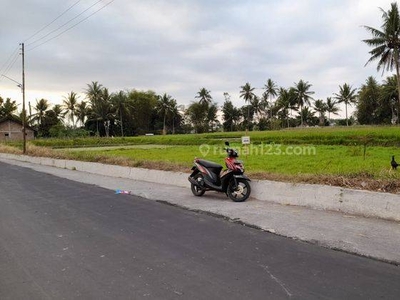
[191,173,206,196]
[227,178,251,202]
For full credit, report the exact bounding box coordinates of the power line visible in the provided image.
[0,46,19,78]
[1,1,115,91]
[24,0,82,43]
[26,0,107,49]
[0,47,20,83]
[27,0,115,52]
[3,52,20,76]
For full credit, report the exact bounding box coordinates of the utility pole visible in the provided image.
[21,43,26,154]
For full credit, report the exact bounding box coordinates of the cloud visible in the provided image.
[0,0,397,119]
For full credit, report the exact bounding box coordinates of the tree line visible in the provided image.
[0,74,398,137]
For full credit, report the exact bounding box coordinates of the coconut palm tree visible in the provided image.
[297,107,316,126]
[32,98,49,128]
[313,99,328,126]
[364,2,400,107]
[276,87,296,128]
[50,104,66,125]
[195,88,212,107]
[326,97,340,121]
[207,103,219,132]
[263,78,278,119]
[89,88,115,137]
[334,83,358,126]
[381,75,399,123]
[157,93,174,135]
[240,82,256,104]
[75,101,89,127]
[240,82,256,131]
[63,91,79,128]
[292,79,315,126]
[251,96,263,121]
[170,101,180,134]
[111,90,129,137]
[85,81,103,104]
[222,100,241,132]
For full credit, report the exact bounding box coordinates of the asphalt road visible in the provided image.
[1,161,400,300]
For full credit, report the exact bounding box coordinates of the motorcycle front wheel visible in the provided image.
[227,178,251,202]
[190,173,206,196]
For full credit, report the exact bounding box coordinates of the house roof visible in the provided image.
[0,114,35,131]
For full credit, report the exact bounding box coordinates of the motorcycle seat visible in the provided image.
[197,159,223,169]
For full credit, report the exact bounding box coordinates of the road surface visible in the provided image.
[1,161,399,299]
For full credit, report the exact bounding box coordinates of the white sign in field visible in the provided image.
[241,136,250,145]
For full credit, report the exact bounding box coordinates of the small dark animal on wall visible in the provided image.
[391,155,398,170]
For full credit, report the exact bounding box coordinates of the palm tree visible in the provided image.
[326,97,339,121]
[222,100,241,131]
[276,87,296,128]
[364,2,400,107]
[334,83,358,126]
[297,107,315,126]
[157,93,174,135]
[263,78,278,119]
[381,75,399,123]
[32,98,49,128]
[223,92,231,102]
[50,104,66,125]
[111,90,129,136]
[240,82,256,131]
[63,91,79,128]
[89,88,115,137]
[195,88,212,107]
[85,81,103,104]
[251,96,263,121]
[75,101,89,127]
[313,99,328,126]
[292,79,315,126]
[207,103,219,132]
[170,101,180,134]
[240,82,256,104]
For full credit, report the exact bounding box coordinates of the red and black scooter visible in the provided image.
[188,141,251,202]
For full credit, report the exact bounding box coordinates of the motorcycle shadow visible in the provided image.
[189,190,253,202]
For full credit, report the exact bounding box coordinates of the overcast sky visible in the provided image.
[0,0,397,118]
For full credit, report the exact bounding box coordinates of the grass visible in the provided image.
[2,125,400,193]
[60,143,399,176]
[29,125,400,148]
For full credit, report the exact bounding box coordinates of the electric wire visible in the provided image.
[0,46,19,75]
[3,51,20,76]
[26,0,106,48]
[0,47,20,83]
[27,0,115,52]
[1,0,114,88]
[24,0,82,43]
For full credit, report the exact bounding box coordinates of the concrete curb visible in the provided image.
[1,153,399,222]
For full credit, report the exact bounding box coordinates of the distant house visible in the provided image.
[0,115,35,142]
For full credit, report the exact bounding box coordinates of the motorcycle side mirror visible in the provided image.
[225,141,230,146]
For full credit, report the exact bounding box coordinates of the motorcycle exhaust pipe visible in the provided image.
[188,176,203,188]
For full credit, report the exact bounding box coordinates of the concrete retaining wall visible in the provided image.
[1,153,399,221]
